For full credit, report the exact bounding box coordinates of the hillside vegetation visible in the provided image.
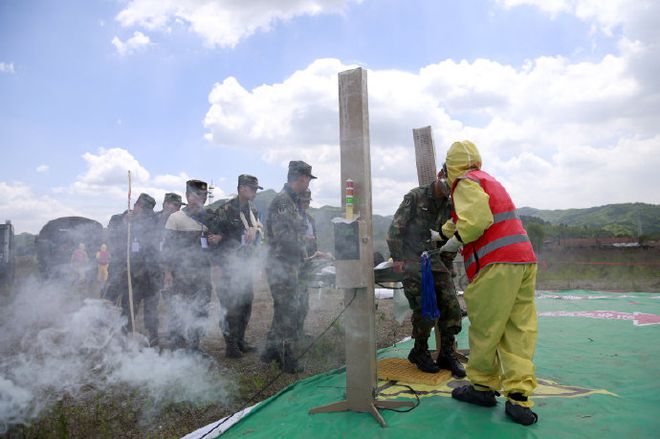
[518,203,660,238]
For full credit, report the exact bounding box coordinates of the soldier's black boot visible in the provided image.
[452,384,499,407]
[236,316,256,353]
[505,394,538,426]
[436,348,466,378]
[225,340,242,358]
[408,339,441,373]
[238,339,257,353]
[280,345,304,374]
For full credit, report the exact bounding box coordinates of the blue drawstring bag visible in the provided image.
[420,251,440,321]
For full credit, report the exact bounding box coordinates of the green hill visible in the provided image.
[517,203,660,237]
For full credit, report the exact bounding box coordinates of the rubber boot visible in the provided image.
[280,344,304,374]
[436,347,466,378]
[238,339,257,353]
[225,338,242,358]
[408,339,440,373]
[505,393,538,426]
[452,384,500,407]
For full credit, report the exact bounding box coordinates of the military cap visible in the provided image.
[287,160,317,179]
[299,188,312,201]
[186,179,208,193]
[135,193,156,209]
[163,192,186,205]
[238,174,263,190]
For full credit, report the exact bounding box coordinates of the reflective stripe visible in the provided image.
[492,210,518,224]
[464,234,531,270]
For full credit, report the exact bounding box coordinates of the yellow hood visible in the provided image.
[445,140,482,185]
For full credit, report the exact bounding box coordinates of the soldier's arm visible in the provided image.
[386,193,415,261]
[453,179,494,244]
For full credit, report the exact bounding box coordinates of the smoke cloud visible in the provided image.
[0,277,232,433]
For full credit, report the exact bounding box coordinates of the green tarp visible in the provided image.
[207,291,660,438]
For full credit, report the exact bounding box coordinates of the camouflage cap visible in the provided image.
[163,192,186,205]
[135,193,156,209]
[287,160,317,179]
[186,179,208,194]
[238,174,263,190]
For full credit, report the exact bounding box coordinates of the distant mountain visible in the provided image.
[212,192,659,255]
[517,203,660,237]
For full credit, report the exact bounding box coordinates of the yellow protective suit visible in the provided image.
[443,140,538,408]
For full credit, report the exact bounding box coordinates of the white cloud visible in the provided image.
[1,148,219,234]
[111,31,151,56]
[0,182,79,234]
[116,0,361,48]
[203,24,660,214]
[35,165,49,173]
[0,62,15,74]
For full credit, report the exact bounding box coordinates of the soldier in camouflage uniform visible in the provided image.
[162,180,220,352]
[261,161,316,374]
[387,176,465,377]
[211,174,263,358]
[106,193,160,343]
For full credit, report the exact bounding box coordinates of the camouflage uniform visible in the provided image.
[211,195,260,355]
[106,194,160,342]
[387,183,462,354]
[162,206,213,350]
[263,184,308,365]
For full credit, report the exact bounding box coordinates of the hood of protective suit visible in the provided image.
[445,140,482,185]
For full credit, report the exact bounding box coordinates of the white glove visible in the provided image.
[429,229,442,241]
[439,236,462,253]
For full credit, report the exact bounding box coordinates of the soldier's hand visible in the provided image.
[392,261,405,273]
[429,229,442,242]
[163,271,173,289]
[439,236,462,253]
[244,227,257,244]
[208,234,222,245]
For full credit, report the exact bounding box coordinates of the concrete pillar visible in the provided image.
[309,67,413,426]
[413,125,437,186]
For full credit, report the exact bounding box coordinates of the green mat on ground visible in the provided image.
[210,291,660,438]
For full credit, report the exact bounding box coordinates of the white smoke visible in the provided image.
[0,277,232,432]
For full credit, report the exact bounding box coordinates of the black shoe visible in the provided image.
[280,352,304,374]
[505,401,538,425]
[436,352,466,378]
[408,347,441,373]
[225,342,242,358]
[452,385,499,407]
[238,340,257,353]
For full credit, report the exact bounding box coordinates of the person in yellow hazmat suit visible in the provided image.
[433,140,539,426]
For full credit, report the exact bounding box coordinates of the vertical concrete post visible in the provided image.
[309,67,413,426]
[413,126,437,186]
[337,67,376,408]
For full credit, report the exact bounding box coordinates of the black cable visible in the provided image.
[198,288,359,439]
[377,384,420,413]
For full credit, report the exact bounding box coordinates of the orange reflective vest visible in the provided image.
[451,169,536,282]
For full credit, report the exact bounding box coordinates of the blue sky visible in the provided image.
[1,0,658,233]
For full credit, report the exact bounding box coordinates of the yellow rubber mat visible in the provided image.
[377,357,453,386]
